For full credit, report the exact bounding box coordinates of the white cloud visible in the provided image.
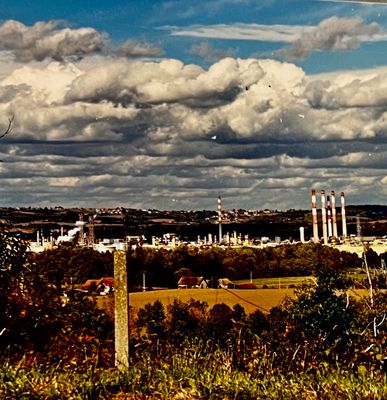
[169,23,313,42]
[0,20,164,62]
[0,20,107,62]
[0,52,387,209]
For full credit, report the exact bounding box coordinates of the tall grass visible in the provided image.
[1,345,386,399]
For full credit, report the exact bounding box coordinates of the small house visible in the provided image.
[178,276,208,289]
[81,277,114,295]
[218,278,235,289]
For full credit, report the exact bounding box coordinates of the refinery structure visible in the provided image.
[311,189,347,245]
[25,190,387,256]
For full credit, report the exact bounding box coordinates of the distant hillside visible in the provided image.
[0,205,386,242]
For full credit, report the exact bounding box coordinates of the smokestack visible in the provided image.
[321,190,328,245]
[88,215,95,246]
[341,192,348,239]
[299,227,305,243]
[331,191,338,238]
[79,213,84,246]
[356,215,362,242]
[217,195,223,243]
[311,189,319,243]
[327,195,332,238]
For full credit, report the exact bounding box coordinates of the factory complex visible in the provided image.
[21,191,387,256]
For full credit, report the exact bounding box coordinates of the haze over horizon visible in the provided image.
[0,0,386,211]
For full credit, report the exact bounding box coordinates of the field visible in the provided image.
[94,272,378,318]
[238,276,315,288]
[96,287,295,317]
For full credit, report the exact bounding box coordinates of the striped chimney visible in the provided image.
[217,195,223,243]
[341,192,348,239]
[321,190,328,244]
[311,189,319,243]
[327,195,332,238]
[331,191,338,238]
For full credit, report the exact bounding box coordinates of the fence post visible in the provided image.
[114,243,129,370]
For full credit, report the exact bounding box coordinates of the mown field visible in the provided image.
[238,276,315,287]
[95,273,376,317]
[96,287,295,317]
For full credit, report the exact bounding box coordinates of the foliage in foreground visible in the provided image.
[1,347,387,400]
[1,233,387,399]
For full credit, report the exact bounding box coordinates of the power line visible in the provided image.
[222,288,270,313]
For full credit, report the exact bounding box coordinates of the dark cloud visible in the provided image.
[189,42,234,61]
[116,39,163,58]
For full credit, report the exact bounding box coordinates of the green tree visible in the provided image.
[0,233,113,364]
[136,300,166,337]
[280,271,354,366]
[0,233,32,350]
[29,244,113,285]
[167,299,201,344]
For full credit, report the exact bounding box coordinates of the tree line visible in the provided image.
[27,242,386,290]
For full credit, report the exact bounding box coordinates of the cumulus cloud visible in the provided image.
[0,52,387,209]
[0,20,107,62]
[65,57,265,107]
[0,20,164,62]
[278,16,384,59]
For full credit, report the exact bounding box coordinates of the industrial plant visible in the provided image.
[19,190,386,257]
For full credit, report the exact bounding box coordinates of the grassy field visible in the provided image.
[96,287,295,317]
[237,276,315,288]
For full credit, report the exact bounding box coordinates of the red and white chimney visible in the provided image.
[321,190,328,245]
[311,189,319,243]
[331,191,338,238]
[341,192,348,239]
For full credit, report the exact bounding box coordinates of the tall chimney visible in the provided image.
[321,190,328,245]
[341,192,348,239]
[299,226,305,243]
[217,195,223,243]
[311,189,319,243]
[79,213,84,246]
[356,215,362,242]
[327,195,332,238]
[88,215,95,246]
[331,191,338,238]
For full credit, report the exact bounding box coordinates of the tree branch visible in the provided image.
[0,116,14,140]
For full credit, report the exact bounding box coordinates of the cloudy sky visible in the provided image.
[0,0,386,211]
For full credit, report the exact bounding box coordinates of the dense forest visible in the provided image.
[1,233,387,398]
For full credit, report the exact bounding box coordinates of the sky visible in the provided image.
[0,0,387,211]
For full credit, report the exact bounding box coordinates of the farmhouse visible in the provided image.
[81,277,114,295]
[218,278,236,289]
[178,276,208,289]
